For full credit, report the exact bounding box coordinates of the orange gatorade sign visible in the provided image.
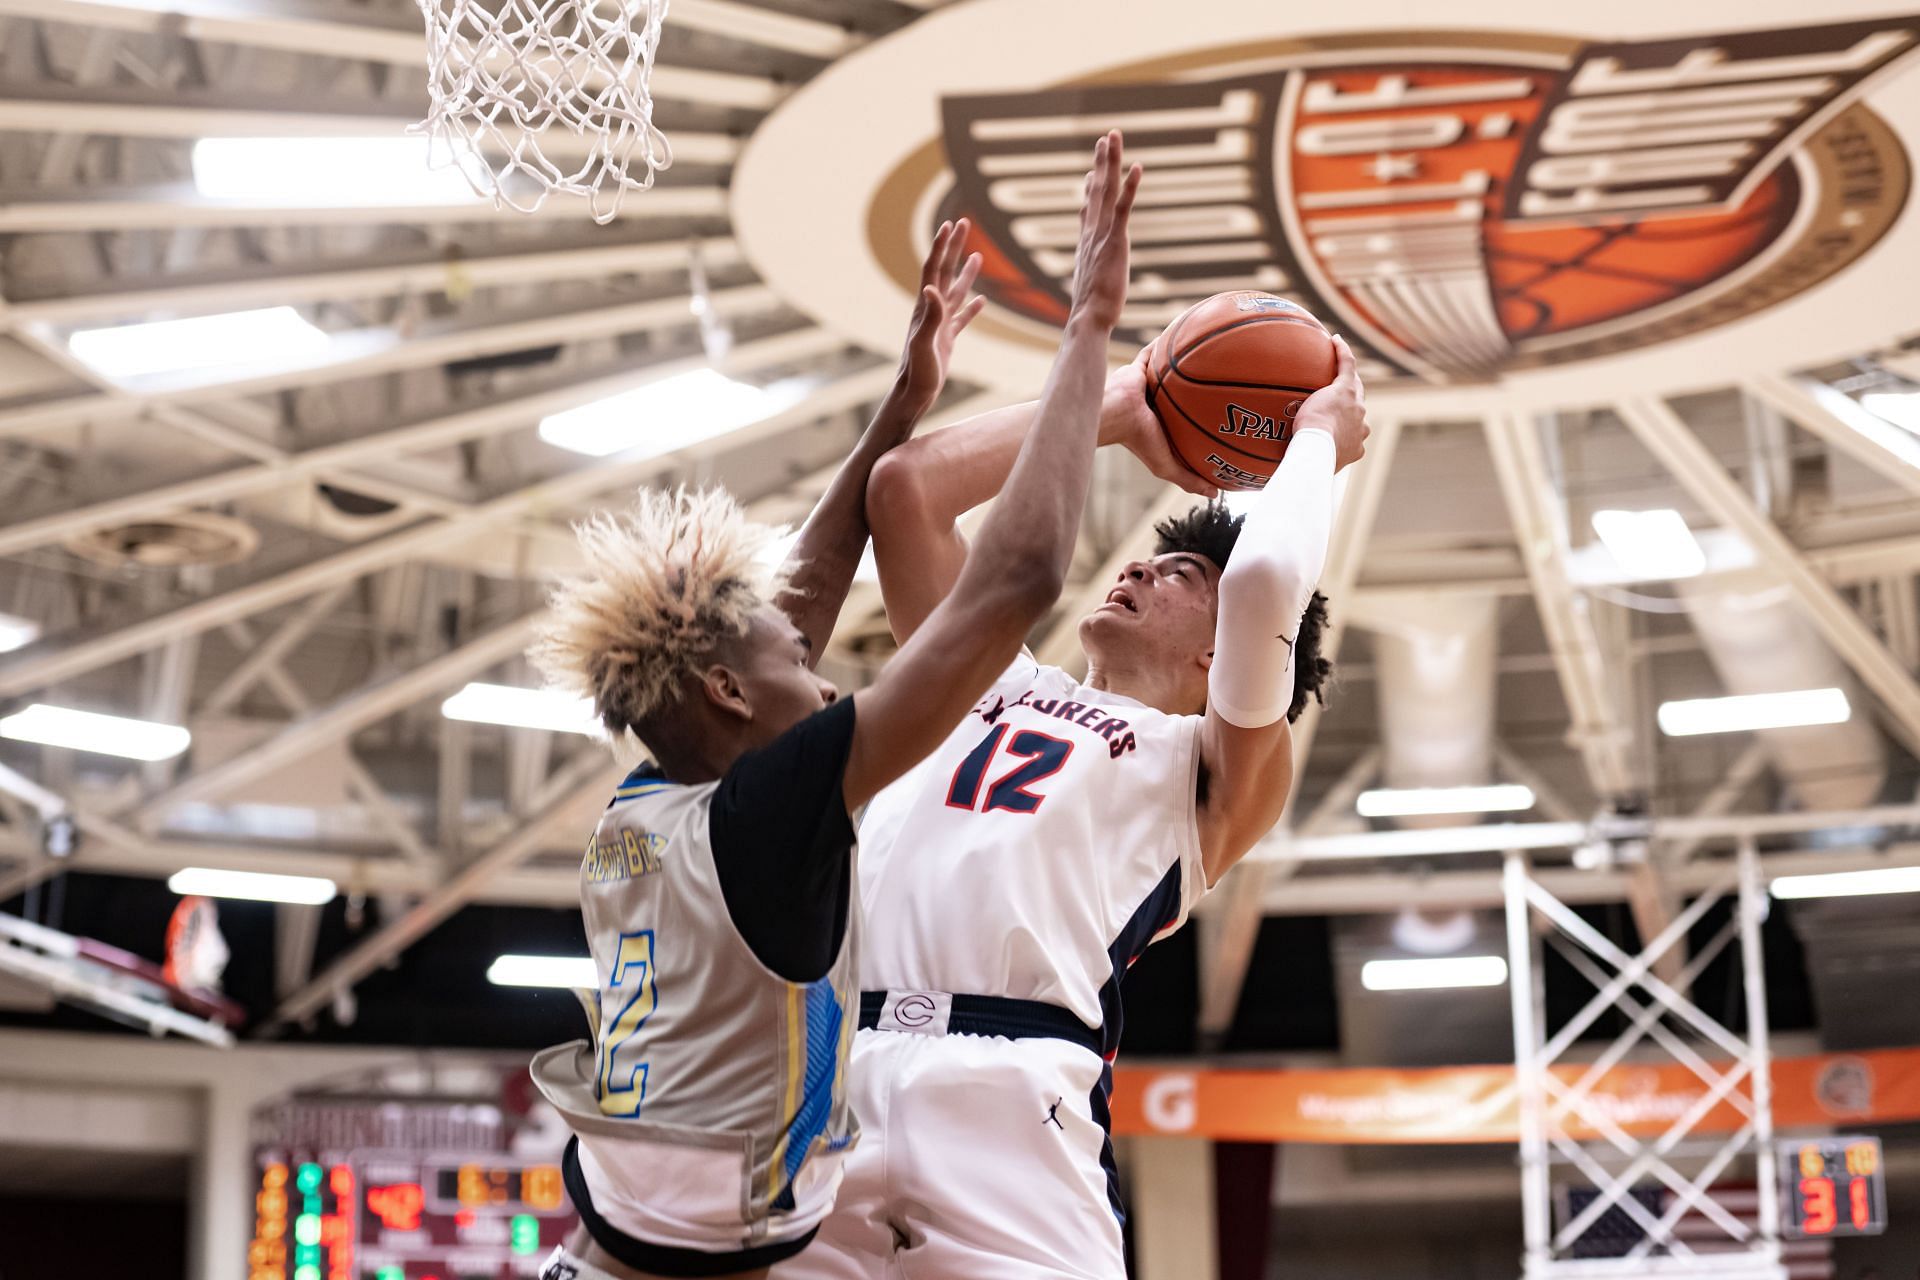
[1109,1046,1920,1142]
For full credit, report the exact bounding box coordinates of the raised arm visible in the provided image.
[844,132,1140,809]
[1194,336,1369,883]
[865,310,1217,646]
[774,218,983,661]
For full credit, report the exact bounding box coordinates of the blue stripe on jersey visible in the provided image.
[609,763,674,806]
[781,980,845,1190]
[1090,859,1186,1223]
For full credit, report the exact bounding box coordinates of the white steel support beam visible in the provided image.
[1618,396,1920,760]
[0,0,782,108]
[202,586,348,715]
[216,614,442,870]
[0,182,728,233]
[0,352,881,698]
[3,236,742,327]
[274,902,322,1000]
[671,0,855,57]
[1745,376,1920,500]
[134,613,542,824]
[1197,415,1402,1041]
[9,821,1916,920]
[0,84,741,165]
[1484,411,1637,799]
[1258,843,1920,916]
[1494,742,1584,824]
[1665,744,1769,866]
[0,281,781,443]
[263,751,616,1032]
[0,826,578,905]
[0,323,831,560]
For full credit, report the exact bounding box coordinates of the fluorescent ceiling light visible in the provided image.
[1357,784,1535,818]
[1361,955,1508,992]
[0,703,190,761]
[0,612,39,653]
[488,954,598,988]
[1860,391,1920,435]
[192,136,481,205]
[68,306,328,381]
[1590,508,1706,581]
[538,368,807,459]
[1771,866,1920,900]
[441,682,601,736]
[168,867,337,905]
[1657,688,1849,736]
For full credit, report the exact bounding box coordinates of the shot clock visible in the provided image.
[1781,1136,1887,1239]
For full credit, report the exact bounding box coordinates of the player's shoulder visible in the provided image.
[604,764,715,819]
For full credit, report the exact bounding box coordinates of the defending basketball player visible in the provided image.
[776,321,1369,1275]
[526,132,1143,1280]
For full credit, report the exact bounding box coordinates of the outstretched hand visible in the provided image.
[1294,334,1369,471]
[894,217,987,421]
[1068,130,1142,332]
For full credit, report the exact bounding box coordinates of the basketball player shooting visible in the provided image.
[777,287,1370,1275]
[524,131,1143,1280]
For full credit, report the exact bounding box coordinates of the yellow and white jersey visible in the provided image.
[854,654,1206,1039]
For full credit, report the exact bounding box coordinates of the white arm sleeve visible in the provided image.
[1206,427,1337,728]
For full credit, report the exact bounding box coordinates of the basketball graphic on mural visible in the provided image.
[1486,171,1799,342]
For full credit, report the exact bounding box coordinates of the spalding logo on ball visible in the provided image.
[1143,291,1337,492]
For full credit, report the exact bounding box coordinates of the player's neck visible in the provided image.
[1082,659,1201,716]
[641,714,749,786]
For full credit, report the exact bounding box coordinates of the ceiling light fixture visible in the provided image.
[167,867,337,905]
[0,704,191,761]
[440,683,601,736]
[538,368,807,459]
[487,954,598,988]
[1769,866,1920,900]
[1657,688,1850,736]
[1590,508,1706,581]
[0,612,39,653]
[1860,390,1920,436]
[192,137,482,206]
[1360,955,1509,992]
[68,307,329,381]
[1357,784,1535,818]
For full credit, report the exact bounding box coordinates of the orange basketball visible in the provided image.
[1144,292,1337,492]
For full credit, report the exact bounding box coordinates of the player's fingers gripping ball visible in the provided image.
[1143,291,1338,492]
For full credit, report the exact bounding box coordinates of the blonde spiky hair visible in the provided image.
[530,486,792,737]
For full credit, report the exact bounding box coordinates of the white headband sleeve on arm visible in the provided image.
[1205,427,1337,729]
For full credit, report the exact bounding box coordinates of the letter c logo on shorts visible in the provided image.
[894,994,937,1027]
[877,990,953,1037]
[1143,1073,1198,1133]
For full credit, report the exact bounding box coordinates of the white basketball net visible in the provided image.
[412,0,673,223]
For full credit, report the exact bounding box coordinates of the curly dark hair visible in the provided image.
[1153,500,1334,723]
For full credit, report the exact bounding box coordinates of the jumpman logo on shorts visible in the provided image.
[1043,1097,1064,1130]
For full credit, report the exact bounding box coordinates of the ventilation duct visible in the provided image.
[1676,567,1886,810]
[1367,593,1501,829]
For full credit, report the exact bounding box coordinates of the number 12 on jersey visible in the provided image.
[945,725,1073,815]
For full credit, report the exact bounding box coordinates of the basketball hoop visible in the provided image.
[411,0,674,223]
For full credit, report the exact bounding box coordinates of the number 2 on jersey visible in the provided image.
[945,725,1073,814]
[597,930,658,1117]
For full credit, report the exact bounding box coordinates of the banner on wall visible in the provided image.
[1109,1046,1920,1142]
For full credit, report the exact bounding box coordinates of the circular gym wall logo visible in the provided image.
[891,19,1917,388]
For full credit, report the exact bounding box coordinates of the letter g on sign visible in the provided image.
[1143,1072,1198,1133]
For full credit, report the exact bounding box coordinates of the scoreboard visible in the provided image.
[1781,1136,1887,1240]
[249,1098,577,1280]
[250,1154,575,1280]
